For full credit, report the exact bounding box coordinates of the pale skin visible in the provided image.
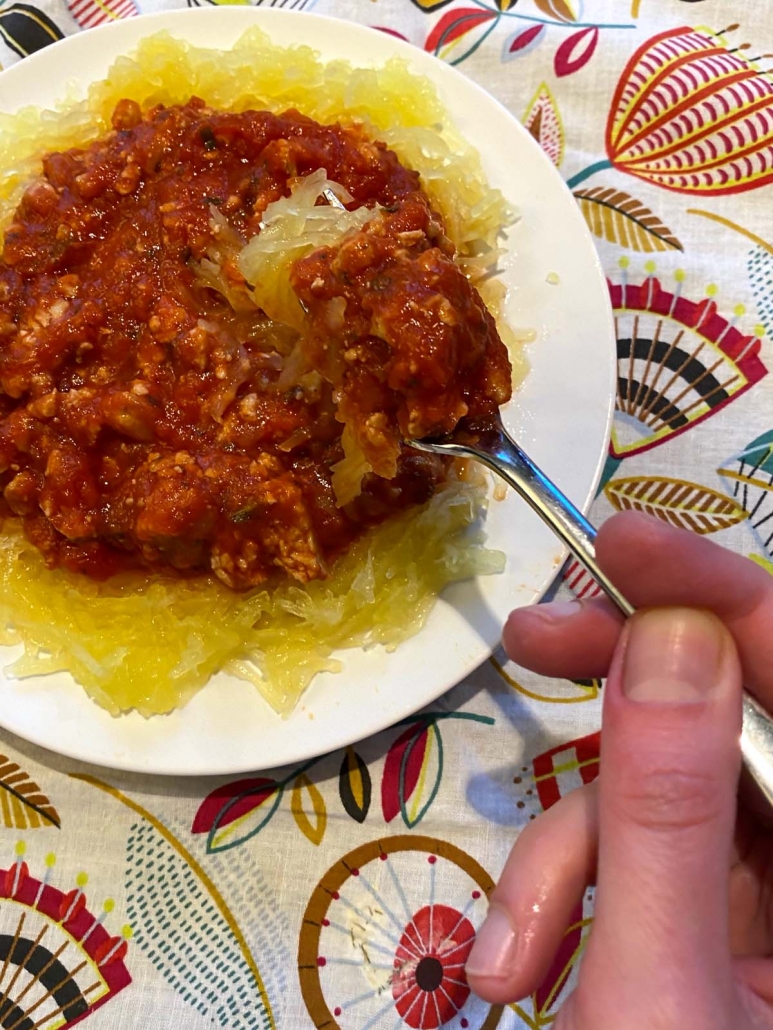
[465,510,773,1029]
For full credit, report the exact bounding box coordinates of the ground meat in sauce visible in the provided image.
[0,97,510,589]
[292,192,512,481]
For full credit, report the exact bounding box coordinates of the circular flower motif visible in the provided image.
[606,26,773,194]
[298,837,503,1029]
[392,904,475,1028]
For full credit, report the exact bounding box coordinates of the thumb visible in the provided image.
[574,608,742,1025]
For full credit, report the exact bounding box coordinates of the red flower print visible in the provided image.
[532,732,601,812]
[607,273,766,459]
[568,26,773,195]
[392,904,475,1028]
[299,838,500,1029]
[67,0,137,29]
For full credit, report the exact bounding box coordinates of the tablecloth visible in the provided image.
[0,0,771,1026]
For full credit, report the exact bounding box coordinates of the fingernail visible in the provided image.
[520,600,583,625]
[465,905,518,979]
[623,608,724,703]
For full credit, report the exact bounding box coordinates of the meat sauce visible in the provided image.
[0,98,510,589]
[292,194,511,483]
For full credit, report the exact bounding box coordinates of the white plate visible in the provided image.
[0,8,614,775]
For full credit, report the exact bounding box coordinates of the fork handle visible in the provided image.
[475,431,635,617]
[444,423,773,808]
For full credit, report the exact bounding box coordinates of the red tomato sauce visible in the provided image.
[0,99,509,588]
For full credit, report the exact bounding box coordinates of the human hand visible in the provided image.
[466,510,773,1029]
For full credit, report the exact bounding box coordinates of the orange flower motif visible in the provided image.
[568,26,773,195]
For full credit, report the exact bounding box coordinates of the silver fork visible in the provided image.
[409,413,773,808]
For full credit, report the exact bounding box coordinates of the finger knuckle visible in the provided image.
[614,765,721,833]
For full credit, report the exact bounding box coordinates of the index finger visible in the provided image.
[504,511,773,708]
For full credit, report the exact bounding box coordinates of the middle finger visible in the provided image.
[503,597,624,679]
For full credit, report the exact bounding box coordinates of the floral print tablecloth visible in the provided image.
[0,0,771,1027]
